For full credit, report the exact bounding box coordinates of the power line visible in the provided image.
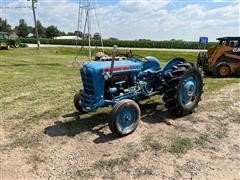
[0,6,33,9]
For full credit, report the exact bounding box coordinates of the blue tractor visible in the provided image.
[74,48,203,137]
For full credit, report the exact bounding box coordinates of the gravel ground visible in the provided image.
[1,83,240,180]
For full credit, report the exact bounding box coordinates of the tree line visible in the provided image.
[1,18,215,49]
[0,18,102,39]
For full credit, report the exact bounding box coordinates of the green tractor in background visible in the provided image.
[0,32,21,50]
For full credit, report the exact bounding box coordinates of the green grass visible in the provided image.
[94,158,125,170]
[204,78,239,93]
[169,138,193,155]
[0,47,238,130]
[142,135,163,151]
[0,48,81,128]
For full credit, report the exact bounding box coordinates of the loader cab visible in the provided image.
[217,39,228,46]
[209,37,240,57]
[198,36,240,77]
[216,37,240,48]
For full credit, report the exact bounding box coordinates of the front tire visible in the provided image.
[74,91,85,113]
[163,62,203,116]
[109,100,140,137]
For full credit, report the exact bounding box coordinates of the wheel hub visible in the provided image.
[125,115,130,122]
[220,66,229,76]
[117,108,136,132]
[180,76,198,105]
[187,84,194,96]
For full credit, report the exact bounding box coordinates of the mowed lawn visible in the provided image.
[0,47,239,130]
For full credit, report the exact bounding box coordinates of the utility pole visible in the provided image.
[80,0,95,61]
[87,8,91,60]
[28,0,40,50]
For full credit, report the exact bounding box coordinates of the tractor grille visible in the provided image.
[80,70,95,95]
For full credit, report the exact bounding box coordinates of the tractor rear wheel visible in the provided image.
[14,43,20,48]
[163,62,203,116]
[109,100,140,137]
[215,63,231,77]
[74,91,86,113]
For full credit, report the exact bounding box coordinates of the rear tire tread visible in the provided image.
[163,62,203,116]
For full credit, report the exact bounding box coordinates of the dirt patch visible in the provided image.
[1,83,240,179]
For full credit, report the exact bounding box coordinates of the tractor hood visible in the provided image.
[79,56,162,111]
[79,58,143,109]
[82,58,143,75]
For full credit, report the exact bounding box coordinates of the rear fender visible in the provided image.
[162,58,186,78]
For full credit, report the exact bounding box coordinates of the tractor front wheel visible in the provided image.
[109,100,140,137]
[163,62,203,116]
[74,91,86,113]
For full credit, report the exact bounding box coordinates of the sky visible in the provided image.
[1,0,240,41]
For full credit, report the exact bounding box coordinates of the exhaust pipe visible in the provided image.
[110,45,118,75]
